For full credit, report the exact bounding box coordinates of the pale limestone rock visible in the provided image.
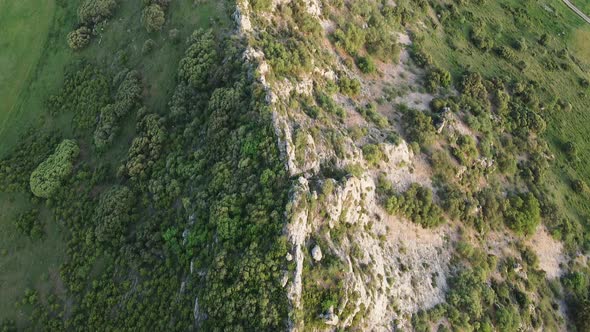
[312,245,323,262]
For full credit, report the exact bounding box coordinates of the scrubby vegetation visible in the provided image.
[2,0,590,330]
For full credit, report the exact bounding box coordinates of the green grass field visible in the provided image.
[572,0,590,14]
[0,0,55,139]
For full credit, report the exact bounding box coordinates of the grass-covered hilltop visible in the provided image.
[1,0,590,331]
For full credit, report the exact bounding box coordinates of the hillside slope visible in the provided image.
[1,0,590,331]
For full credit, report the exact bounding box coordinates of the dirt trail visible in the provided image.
[563,0,590,24]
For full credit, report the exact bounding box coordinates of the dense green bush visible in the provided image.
[47,64,110,131]
[502,193,541,236]
[356,56,376,74]
[426,66,451,92]
[29,139,80,198]
[15,209,44,240]
[78,0,117,25]
[383,183,444,228]
[333,23,365,55]
[178,30,217,89]
[67,27,92,50]
[402,108,437,146]
[142,4,166,33]
[93,186,135,247]
[94,70,142,150]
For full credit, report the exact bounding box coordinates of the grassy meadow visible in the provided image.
[0,0,56,140]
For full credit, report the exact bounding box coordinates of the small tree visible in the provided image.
[30,140,80,198]
[67,26,92,50]
[142,4,165,33]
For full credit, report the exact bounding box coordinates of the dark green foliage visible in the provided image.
[93,186,135,247]
[94,70,142,150]
[178,30,217,89]
[0,131,60,192]
[78,0,117,25]
[47,64,110,131]
[15,209,44,240]
[382,183,444,228]
[502,192,541,236]
[121,113,165,180]
[426,66,451,92]
[356,56,376,74]
[402,108,437,146]
[29,139,79,198]
[461,72,488,105]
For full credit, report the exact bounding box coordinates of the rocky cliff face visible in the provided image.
[234,0,453,330]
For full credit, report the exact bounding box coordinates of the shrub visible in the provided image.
[93,186,135,247]
[338,77,361,97]
[402,109,437,146]
[384,183,444,228]
[333,23,366,55]
[15,209,44,240]
[78,0,117,25]
[362,144,385,166]
[30,140,80,198]
[503,193,541,236]
[426,66,451,92]
[142,4,166,33]
[67,27,92,50]
[142,39,156,54]
[356,56,376,74]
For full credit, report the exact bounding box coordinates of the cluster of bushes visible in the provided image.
[338,76,361,97]
[362,143,387,167]
[94,70,142,150]
[47,64,110,131]
[15,209,44,240]
[425,65,451,92]
[67,0,119,50]
[378,177,444,228]
[414,241,563,331]
[331,0,402,72]
[503,192,541,236]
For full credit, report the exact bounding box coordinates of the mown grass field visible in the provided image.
[0,0,229,326]
[0,0,55,140]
